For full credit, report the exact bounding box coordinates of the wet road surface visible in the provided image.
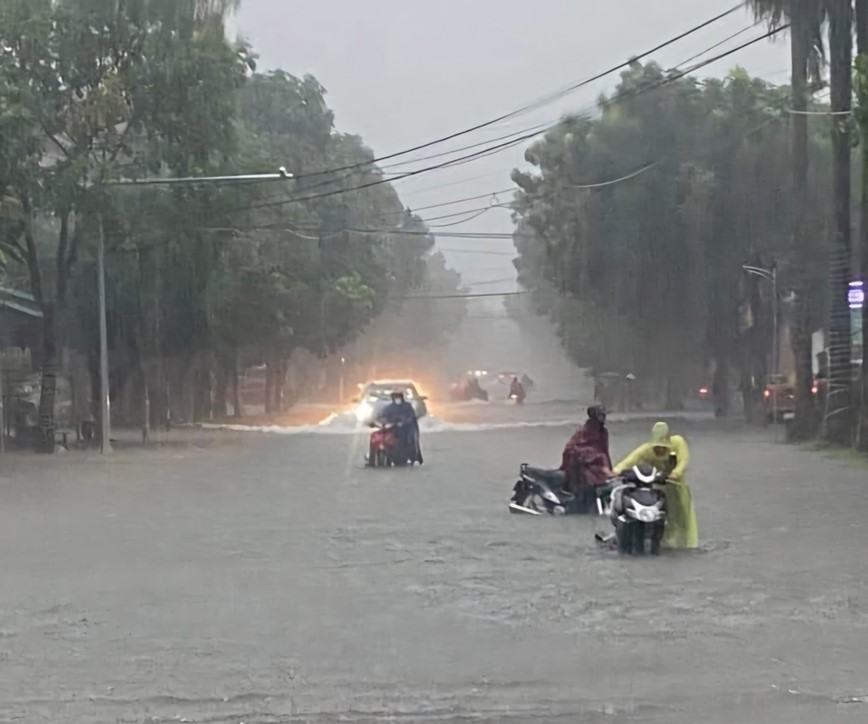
[0,418,866,723]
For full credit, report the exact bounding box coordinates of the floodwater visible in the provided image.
[0,411,865,723]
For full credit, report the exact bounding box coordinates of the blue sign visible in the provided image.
[849,281,864,310]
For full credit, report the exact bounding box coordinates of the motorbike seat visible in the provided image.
[595,480,620,498]
[524,467,566,486]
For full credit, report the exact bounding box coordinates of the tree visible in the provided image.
[0,0,247,449]
[511,64,832,414]
[858,0,868,449]
[746,0,828,438]
[825,0,854,444]
[2,5,464,436]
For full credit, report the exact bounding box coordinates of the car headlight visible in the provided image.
[355,401,373,421]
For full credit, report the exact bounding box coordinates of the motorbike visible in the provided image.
[365,420,420,468]
[508,463,601,515]
[597,464,668,555]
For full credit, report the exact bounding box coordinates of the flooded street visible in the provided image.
[0,416,866,723]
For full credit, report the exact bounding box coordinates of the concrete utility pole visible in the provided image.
[744,264,778,441]
[96,169,294,454]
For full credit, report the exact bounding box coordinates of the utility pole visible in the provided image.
[744,264,778,441]
[94,168,294,453]
[97,213,112,454]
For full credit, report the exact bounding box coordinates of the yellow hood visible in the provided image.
[650,421,672,448]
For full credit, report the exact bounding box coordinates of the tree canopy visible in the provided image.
[0,0,464,443]
[511,63,833,414]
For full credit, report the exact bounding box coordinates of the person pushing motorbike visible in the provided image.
[509,376,526,404]
[611,421,698,549]
[377,390,423,465]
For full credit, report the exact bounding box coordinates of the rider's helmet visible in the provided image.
[390,390,405,402]
[587,404,607,424]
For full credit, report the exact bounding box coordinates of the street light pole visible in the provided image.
[744,263,778,441]
[97,213,112,454]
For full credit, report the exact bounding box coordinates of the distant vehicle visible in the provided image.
[449,374,489,402]
[352,380,428,423]
[763,374,824,421]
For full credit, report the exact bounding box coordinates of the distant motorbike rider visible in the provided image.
[378,390,423,464]
[509,376,526,403]
[612,421,698,549]
[560,404,613,492]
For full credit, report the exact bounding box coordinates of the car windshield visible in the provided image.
[365,384,417,400]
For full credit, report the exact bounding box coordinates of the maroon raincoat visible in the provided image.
[560,420,612,489]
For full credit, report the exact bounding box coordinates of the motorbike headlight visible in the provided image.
[355,401,373,421]
[637,508,659,523]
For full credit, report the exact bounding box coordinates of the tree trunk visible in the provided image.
[36,303,58,452]
[142,373,150,445]
[826,0,854,445]
[789,7,819,439]
[264,358,275,415]
[856,0,868,449]
[192,357,213,423]
[276,359,286,413]
[231,349,243,418]
[712,355,730,419]
[214,363,228,418]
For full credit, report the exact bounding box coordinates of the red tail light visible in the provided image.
[764,389,771,399]
[811,385,818,394]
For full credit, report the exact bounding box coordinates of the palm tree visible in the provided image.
[746,0,827,438]
[856,0,868,448]
[825,0,853,444]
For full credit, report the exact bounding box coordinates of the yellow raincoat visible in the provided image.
[613,421,699,549]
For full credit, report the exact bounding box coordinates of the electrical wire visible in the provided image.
[282,4,744,181]
[402,290,529,300]
[227,24,788,216]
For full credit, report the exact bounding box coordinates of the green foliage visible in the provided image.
[0,0,464,433]
[512,63,832,402]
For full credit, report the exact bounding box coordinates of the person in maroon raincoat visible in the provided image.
[560,405,613,492]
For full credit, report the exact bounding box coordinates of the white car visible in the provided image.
[353,380,428,423]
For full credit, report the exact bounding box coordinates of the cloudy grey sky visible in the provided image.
[229,1,789,292]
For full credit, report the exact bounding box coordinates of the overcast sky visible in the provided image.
[229,1,789,292]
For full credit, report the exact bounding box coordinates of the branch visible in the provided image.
[43,127,70,159]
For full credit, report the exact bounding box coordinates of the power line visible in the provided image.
[436,248,516,255]
[282,4,743,182]
[403,290,529,300]
[226,24,787,216]
[672,21,760,68]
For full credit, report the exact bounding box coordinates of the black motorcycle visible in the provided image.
[508,463,600,516]
[597,464,668,555]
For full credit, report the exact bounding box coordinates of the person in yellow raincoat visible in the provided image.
[612,421,699,549]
